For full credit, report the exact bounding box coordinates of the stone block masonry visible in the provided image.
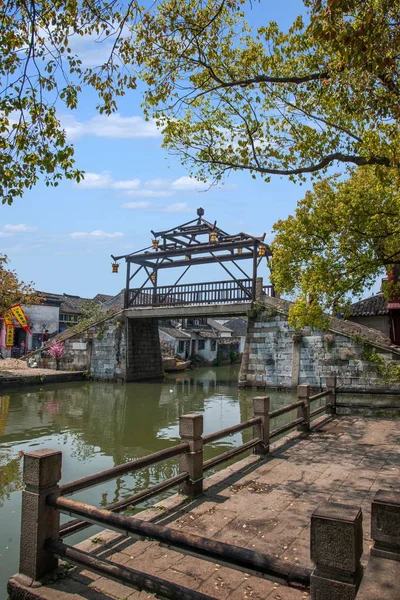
[240,303,400,391]
[125,317,163,381]
[39,314,164,382]
[91,316,163,381]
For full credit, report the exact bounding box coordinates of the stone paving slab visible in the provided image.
[8,416,400,600]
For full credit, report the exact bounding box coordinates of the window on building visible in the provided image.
[198,339,205,350]
[60,314,79,323]
[178,341,185,353]
[211,340,217,351]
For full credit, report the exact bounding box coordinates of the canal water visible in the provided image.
[0,366,397,598]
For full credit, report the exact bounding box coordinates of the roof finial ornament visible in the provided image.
[197,207,204,217]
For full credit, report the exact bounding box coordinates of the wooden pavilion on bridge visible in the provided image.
[111,208,274,309]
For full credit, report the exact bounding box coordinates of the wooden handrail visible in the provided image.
[309,390,331,402]
[50,496,312,586]
[59,472,189,538]
[269,400,304,420]
[203,417,261,444]
[60,443,189,496]
[203,438,261,471]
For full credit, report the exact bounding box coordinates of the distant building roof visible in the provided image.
[36,291,119,315]
[350,293,388,317]
[198,330,219,339]
[93,293,114,304]
[206,319,233,333]
[223,317,247,336]
[159,326,191,340]
[60,294,93,315]
[35,292,63,307]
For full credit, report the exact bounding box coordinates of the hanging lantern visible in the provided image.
[185,254,191,261]
[258,245,266,257]
[237,247,243,255]
[150,272,156,282]
[112,262,119,273]
[152,239,159,250]
[209,230,217,244]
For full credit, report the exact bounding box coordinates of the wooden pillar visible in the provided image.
[252,396,270,455]
[19,449,62,581]
[152,269,158,306]
[124,259,131,308]
[252,242,258,301]
[179,414,204,498]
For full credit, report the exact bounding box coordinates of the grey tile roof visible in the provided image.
[206,319,233,333]
[223,317,247,336]
[93,293,114,304]
[159,326,191,340]
[350,293,388,317]
[198,330,220,339]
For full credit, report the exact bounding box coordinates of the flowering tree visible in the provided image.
[0,255,41,317]
[47,340,64,369]
[159,338,175,358]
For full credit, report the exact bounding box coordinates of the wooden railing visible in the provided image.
[128,279,275,307]
[15,379,337,599]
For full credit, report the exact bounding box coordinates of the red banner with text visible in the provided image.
[10,304,31,334]
[5,324,14,347]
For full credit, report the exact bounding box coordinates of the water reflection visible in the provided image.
[4,367,394,594]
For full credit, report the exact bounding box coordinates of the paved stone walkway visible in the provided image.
[8,416,400,600]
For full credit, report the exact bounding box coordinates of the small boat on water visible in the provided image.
[163,358,191,372]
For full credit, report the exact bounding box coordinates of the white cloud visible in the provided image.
[77,172,140,191]
[70,230,124,239]
[76,172,214,198]
[78,173,113,189]
[63,114,160,141]
[120,201,152,209]
[1,224,38,233]
[171,176,209,191]
[113,179,141,190]
[144,178,171,190]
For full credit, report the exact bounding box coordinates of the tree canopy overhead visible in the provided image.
[0,0,139,204]
[136,0,399,183]
[271,166,400,329]
[1,0,399,204]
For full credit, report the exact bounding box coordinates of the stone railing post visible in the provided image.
[252,396,270,455]
[371,490,400,560]
[297,383,310,432]
[325,375,337,415]
[311,502,363,600]
[179,414,203,498]
[255,277,263,300]
[19,449,62,582]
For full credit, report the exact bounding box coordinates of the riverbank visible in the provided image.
[0,367,85,388]
[8,415,400,600]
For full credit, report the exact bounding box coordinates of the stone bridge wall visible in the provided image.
[34,315,163,381]
[239,309,399,391]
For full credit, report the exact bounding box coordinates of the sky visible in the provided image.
[2,0,378,300]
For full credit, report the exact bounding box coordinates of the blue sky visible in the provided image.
[3,0,374,300]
